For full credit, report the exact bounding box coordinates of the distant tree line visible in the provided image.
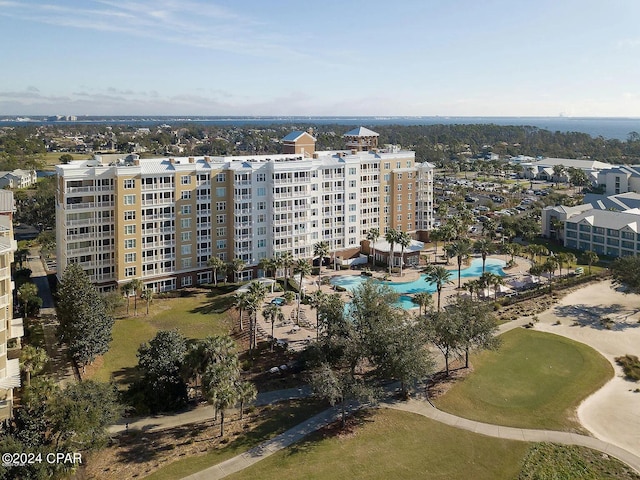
[4,123,640,165]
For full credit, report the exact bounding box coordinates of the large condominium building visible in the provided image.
[0,191,22,421]
[56,128,433,292]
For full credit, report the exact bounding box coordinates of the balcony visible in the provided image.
[66,201,114,210]
[0,359,20,389]
[8,318,23,339]
[141,213,174,221]
[142,183,174,191]
[142,198,174,206]
[66,185,114,194]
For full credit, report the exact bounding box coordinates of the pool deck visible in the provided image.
[256,253,531,350]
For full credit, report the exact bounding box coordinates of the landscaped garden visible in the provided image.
[434,328,613,431]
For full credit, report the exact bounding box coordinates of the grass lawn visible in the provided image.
[435,328,613,431]
[88,289,234,385]
[225,409,531,480]
[40,151,91,168]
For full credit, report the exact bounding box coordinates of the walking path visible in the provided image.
[385,398,640,475]
[108,386,312,434]
[27,248,77,385]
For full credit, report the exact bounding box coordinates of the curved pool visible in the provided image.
[331,257,506,296]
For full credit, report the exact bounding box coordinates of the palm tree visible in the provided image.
[20,345,48,387]
[313,241,330,289]
[184,335,236,396]
[397,231,412,277]
[550,217,564,243]
[429,227,444,260]
[293,259,312,324]
[450,239,472,289]
[262,303,282,351]
[424,265,453,311]
[552,164,565,187]
[234,292,250,332]
[279,252,294,291]
[366,228,380,267]
[229,258,246,284]
[385,228,399,275]
[121,282,133,315]
[555,252,576,276]
[140,288,154,315]
[246,281,268,350]
[258,257,276,281]
[473,238,494,273]
[465,279,479,301]
[18,282,39,318]
[236,381,257,420]
[413,292,433,316]
[308,290,326,340]
[130,278,144,316]
[207,256,226,287]
[581,250,599,274]
[543,257,558,283]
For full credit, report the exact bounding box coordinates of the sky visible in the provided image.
[1,0,640,117]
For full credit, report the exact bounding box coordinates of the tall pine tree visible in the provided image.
[57,263,114,370]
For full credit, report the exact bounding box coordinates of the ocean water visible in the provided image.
[2,116,639,140]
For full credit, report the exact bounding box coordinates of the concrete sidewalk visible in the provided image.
[182,405,343,480]
[108,386,313,434]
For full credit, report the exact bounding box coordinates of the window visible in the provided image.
[257,239,266,248]
[384,163,390,170]
[397,214,402,221]
[123,195,135,205]
[124,210,136,221]
[349,215,357,222]
[349,192,356,200]
[181,231,191,241]
[384,174,390,181]
[181,275,192,286]
[216,173,226,182]
[216,187,226,197]
[124,225,136,235]
[397,174,403,180]
[180,205,191,215]
[349,204,357,211]
[181,191,191,200]
[407,161,412,168]
[124,239,136,249]
[257,226,267,235]
[216,202,226,211]
[125,267,136,277]
[397,194,402,201]
[124,179,135,189]
[216,227,226,237]
[181,244,192,255]
[397,184,402,191]
[181,175,192,185]
[257,214,266,223]
[257,187,266,197]
[216,214,226,224]
[216,239,227,249]
[396,162,401,168]
[125,253,136,263]
[181,218,192,229]
[349,168,356,175]
[181,258,192,269]
[349,180,357,188]
[256,173,266,182]
[257,201,266,210]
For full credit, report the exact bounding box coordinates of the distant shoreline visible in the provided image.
[2,116,640,140]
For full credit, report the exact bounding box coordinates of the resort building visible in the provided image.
[596,165,640,195]
[542,192,640,257]
[0,169,38,190]
[519,157,612,184]
[0,190,22,421]
[55,128,434,292]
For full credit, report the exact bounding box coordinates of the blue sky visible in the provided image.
[1,0,640,116]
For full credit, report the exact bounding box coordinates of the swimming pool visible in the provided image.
[331,257,506,296]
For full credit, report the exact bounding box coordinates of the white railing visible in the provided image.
[66,201,114,210]
[142,183,174,191]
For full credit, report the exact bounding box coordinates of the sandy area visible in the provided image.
[533,280,640,456]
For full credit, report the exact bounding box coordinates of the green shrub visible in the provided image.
[340,264,349,270]
[311,267,320,276]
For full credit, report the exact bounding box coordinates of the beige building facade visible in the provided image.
[56,129,433,292]
[0,191,22,421]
